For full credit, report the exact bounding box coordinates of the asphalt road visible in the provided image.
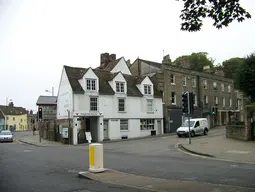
[0,143,147,192]
[1,129,255,192]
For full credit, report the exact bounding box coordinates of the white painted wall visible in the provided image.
[111,57,132,75]
[57,66,164,143]
[57,67,74,119]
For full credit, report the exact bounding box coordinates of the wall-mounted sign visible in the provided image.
[62,127,68,138]
[74,112,100,117]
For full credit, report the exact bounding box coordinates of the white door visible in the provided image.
[103,120,109,140]
[157,120,162,135]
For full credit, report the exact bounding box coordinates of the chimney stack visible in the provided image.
[100,53,116,68]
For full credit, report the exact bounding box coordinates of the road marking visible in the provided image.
[230,164,239,168]
[24,150,32,152]
[226,150,250,154]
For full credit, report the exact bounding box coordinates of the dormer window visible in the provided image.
[86,79,96,91]
[116,82,124,93]
[144,85,152,95]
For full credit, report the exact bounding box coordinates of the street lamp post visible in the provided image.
[4,97,12,130]
[45,87,54,96]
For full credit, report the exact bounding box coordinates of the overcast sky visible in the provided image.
[0,0,255,112]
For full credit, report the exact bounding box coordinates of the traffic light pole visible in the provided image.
[187,92,191,145]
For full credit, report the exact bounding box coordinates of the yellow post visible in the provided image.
[89,145,95,167]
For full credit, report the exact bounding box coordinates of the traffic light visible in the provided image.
[212,107,215,115]
[38,107,43,120]
[188,92,194,115]
[182,92,188,113]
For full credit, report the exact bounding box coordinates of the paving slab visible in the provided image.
[78,169,254,192]
[180,134,255,164]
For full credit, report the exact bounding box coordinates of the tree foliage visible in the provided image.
[235,53,255,102]
[222,57,244,79]
[173,52,214,72]
[178,0,251,32]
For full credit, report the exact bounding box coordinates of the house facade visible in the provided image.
[0,112,4,131]
[57,55,163,145]
[0,103,28,131]
[36,96,57,121]
[130,57,237,133]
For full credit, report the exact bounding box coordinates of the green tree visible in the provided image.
[235,53,255,102]
[173,52,214,72]
[222,57,245,79]
[178,0,251,32]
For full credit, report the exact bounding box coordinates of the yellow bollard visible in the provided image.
[89,143,104,173]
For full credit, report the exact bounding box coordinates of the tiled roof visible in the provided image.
[36,96,57,105]
[138,59,162,69]
[64,65,87,94]
[63,65,162,97]
[0,105,27,115]
[103,57,122,71]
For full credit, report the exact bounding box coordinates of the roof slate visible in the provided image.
[36,96,57,105]
[63,65,162,97]
[0,105,27,116]
[103,57,122,71]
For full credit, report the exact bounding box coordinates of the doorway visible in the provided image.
[103,120,109,140]
[157,120,162,135]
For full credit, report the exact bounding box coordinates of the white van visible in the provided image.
[176,118,209,137]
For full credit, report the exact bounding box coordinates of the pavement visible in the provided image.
[179,134,255,164]
[16,131,64,147]
[79,169,255,192]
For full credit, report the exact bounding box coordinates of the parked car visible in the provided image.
[176,118,209,137]
[0,130,14,143]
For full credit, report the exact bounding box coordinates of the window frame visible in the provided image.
[170,74,175,85]
[89,97,98,111]
[192,77,196,87]
[144,85,152,95]
[171,92,176,105]
[120,119,129,131]
[147,99,153,113]
[86,79,96,91]
[140,119,155,130]
[118,98,126,112]
[182,76,187,86]
[116,82,125,93]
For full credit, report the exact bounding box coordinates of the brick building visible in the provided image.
[130,56,237,133]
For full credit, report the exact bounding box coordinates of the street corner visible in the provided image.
[78,171,94,180]
[176,143,215,159]
[78,168,112,180]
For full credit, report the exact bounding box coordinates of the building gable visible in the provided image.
[109,72,127,94]
[110,57,132,75]
[79,68,99,93]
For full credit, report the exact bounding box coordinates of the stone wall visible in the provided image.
[37,118,73,144]
[226,105,254,141]
[226,125,248,140]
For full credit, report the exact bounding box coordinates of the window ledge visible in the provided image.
[120,130,129,132]
[147,112,154,114]
[171,83,176,85]
[118,111,127,113]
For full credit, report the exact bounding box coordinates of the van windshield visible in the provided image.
[182,120,195,127]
